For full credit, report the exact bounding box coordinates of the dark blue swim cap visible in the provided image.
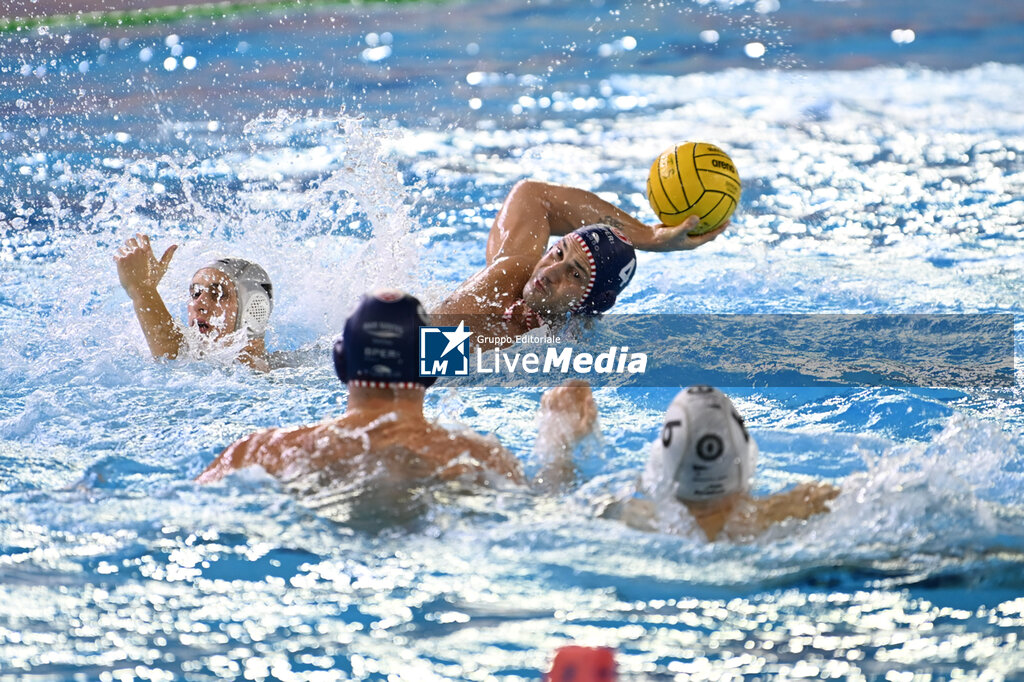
[567,223,637,315]
[332,289,436,389]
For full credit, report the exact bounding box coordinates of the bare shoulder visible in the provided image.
[431,427,525,485]
[434,254,536,317]
[196,424,321,483]
[196,428,273,483]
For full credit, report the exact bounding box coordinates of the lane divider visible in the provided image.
[1,0,439,34]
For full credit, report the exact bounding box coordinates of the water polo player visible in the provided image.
[197,289,525,486]
[114,233,274,371]
[541,383,839,541]
[434,180,727,350]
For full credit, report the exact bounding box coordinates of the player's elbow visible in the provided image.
[510,178,541,193]
[507,179,552,206]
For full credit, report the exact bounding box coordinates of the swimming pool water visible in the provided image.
[2,0,1024,679]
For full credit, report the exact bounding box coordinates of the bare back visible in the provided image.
[197,412,524,489]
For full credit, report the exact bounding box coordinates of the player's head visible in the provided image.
[188,258,273,339]
[652,386,758,503]
[522,223,636,318]
[332,289,436,390]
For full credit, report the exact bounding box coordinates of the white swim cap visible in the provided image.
[204,258,273,338]
[656,386,758,502]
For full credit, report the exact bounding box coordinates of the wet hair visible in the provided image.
[566,223,637,315]
[332,289,436,389]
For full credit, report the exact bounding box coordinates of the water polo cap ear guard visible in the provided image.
[205,258,274,338]
[660,385,758,502]
[567,223,637,315]
[332,289,437,390]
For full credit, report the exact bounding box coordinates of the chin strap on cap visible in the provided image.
[205,258,273,338]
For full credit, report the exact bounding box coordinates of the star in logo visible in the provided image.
[440,320,472,358]
[419,321,472,377]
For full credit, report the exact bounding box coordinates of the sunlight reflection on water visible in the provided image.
[2,0,1024,679]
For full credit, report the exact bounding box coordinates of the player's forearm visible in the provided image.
[533,182,642,234]
[531,416,590,493]
[486,179,663,264]
[129,287,184,359]
[531,380,596,492]
[757,482,839,525]
[531,434,577,493]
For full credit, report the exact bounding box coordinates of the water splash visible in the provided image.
[4,112,421,371]
[2,3,1024,677]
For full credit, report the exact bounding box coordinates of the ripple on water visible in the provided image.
[2,31,1024,682]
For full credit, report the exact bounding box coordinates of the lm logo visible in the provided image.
[419,321,472,377]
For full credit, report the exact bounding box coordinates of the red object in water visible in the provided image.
[546,646,617,681]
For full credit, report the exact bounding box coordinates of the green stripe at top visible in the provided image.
[0,0,435,34]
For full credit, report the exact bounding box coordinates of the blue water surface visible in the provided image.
[1,0,1024,679]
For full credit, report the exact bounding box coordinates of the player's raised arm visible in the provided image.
[485,180,723,263]
[532,379,598,493]
[114,233,185,359]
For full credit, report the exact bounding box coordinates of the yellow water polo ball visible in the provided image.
[647,142,741,234]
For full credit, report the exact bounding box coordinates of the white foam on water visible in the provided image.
[2,61,1024,679]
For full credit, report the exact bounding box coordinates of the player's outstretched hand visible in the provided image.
[646,216,729,252]
[114,233,177,299]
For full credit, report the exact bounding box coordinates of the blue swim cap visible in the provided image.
[332,289,436,389]
[567,224,637,315]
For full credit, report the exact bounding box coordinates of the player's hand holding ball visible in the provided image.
[647,142,741,246]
